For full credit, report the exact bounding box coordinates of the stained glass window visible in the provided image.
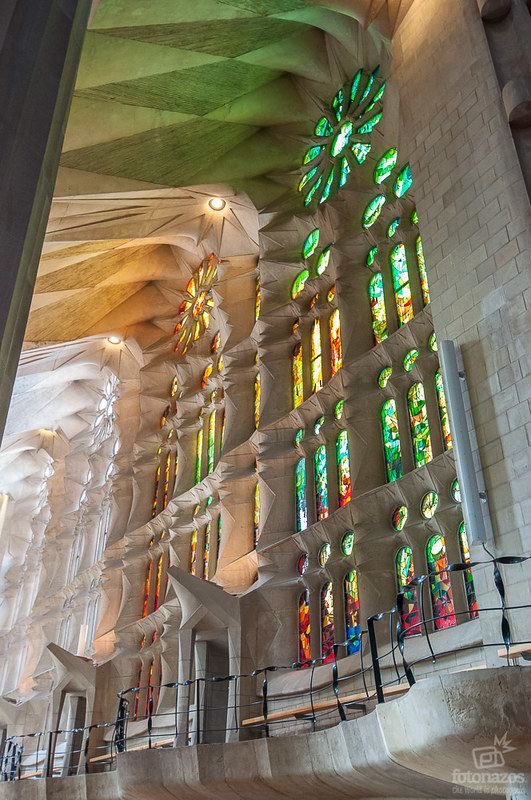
[344,570,361,654]
[297,552,309,574]
[310,292,319,310]
[310,319,323,393]
[341,531,354,556]
[196,428,203,484]
[255,279,261,321]
[407,382,433,467]
[321,583,335,663]
[207,410,216,473]
[142,560,152,618]
[369,272,388,344]
[451,478,461,503]
[356,112,383,134]
[318,542,331,566]
[390,243,413,326]
[374,148,398,184]
[421,490,438,518]
[316,245,331,276]
[428,332,437,352]
[393,163,413,197]
[458,521,479,619]
[163,450,172,508]
[203,523,211,579]
[366,246,378,267]
[254,482,260,546]
[202,364,213,389]
[304,145,323,164]
[313,415,324,435]
[292,269,309,299]
[410,208,419,225]
[362,194,386,228]
[190,530,197,576]
[211,331,221,353]
[153,555,164,611]
[426,535,456,629]
[352,142,371,164]
[339,156,350,187]
[387,217,400,238]
[378,366,392,388]
[329,308,342,376]
[403,348,418,372]
[298,591,311,663]
[327,285,335,303]
[175,254,218,354]
[392,505,408,531]
[254,372,261,429]
[336,430,352,506]
[320,168,335,204]
[435,369,452,450]
[295,428,304,446]
[314,445,329,520]
[303,228,320,259]
[415,236,430,305]
[381,399,403,482]
[395,547,421,635]
[334,399,344,420]
[293,343,304,408]
[295,458,308,532]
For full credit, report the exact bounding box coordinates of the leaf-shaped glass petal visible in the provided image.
[294,428,304,446]
[378,366,392,388]
[403,348,419,372]
[359,68,378,104]
[315,116,333,137]
[304,176,322,206]
[410,208,419,225]
[339,156,350,188]
[331,121,353,157]
[341,531,354,556]
[334,399,344,420]
[292,269,309,299]
[351,142,371,164]
[298,166,318,192]
[393,163,413,197]
[362,194,386,228]
[366,246,378,267]
[332,88,344,121]
[303,145,323,165]
[360,82,386,117]
[356,111,382,134]
[316,245,332,276]
[428,332,438,352]
[392,505,408,531]
[387,217,400,237]
[303,228,320,259]
[374,148,398,184]
[320,168,335,203]
[350,69,363,102]
[313,415,325,435]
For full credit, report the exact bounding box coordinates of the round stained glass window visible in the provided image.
[392,505,408,531]
[341,531,354,556]
[319,543,331,566]
[297,553,309,575]
[403,348,419,372]
[420,490,438,519]
[378,366,392,388]
[451,478,461,503]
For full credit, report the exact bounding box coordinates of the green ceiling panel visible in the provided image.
[215,0,306,14]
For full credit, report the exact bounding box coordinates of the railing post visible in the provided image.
[367,615,385,703]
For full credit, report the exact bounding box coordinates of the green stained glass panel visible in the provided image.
[304,176,322,206]
[359,68,378,104]
[336,429,352,506]
[387,217,400,237]
[428,332,437,352]
[294,428,304,446]
[291,269,309,299]
[410,208,419,225]
[207,410,216,473]
[458,521,479,619]
[435,369,452,450]
[303,228,320,258]
[381,398,402,482]
[408,382,433,467]
[295,458,308,532]
[403,349,418,372]
[356,112,383,134]
[334,399,344,420]
[393,163,413,197]
[360,81,386,116]
[369,272,388,344]
[390,242,413,326]
[374,148,398,184]
[331,121,353,157]
[316,245,331,276]
[304,145,323,165]
[332,88,344,121]
[392,505,408,531]
[378,366,392,388]
[350,69,362,101]
[420,490,438,519]
[416,235,430,305]
[426,534,456,629]
[366,246,378,267]
[339,156,350,188]
[362,194,386,228]
[314,444,329,520]
[451,478,461,503]
[351,142,371,164]
[320,168,335,203]
[319,542,331,566]
[298,167,318,192]
[315,116,333,137]
[313,415,325,435]
[341,531,354,556]
[396,546,421,635]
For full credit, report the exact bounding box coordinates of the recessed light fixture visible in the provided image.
[107,335,122,345]
[208,197,226,211]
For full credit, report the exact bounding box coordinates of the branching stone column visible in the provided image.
[0,0,90,438]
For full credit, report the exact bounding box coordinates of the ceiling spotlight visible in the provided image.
[107,335,122,345]
[209,197,226,211]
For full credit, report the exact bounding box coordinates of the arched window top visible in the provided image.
[395,546,420,636]
[369,272,388,344]
[321,582,334,663]
[426,534,456,630]
[298,591,311,663]
[407,382,433,468]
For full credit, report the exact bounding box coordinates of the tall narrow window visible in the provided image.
[435,369,452,450]
[203,523,211,580]
[389,243,413,326]
[321,583,335,663]
[207,410,216,473]
[314,445,329,520]
[152,459,161,518]
[344,570,361,654]
[381,399,403,482]
[255,278,261,321]
[190,530,197,576]
[254,372,261,429]
[415,236,430,305]
[195,428,203,484]
[368,272,388,344]
[458,522,479,619]
[329,308,342,375]
[163,451,172,508]
[153,555,164,611]
[298,591,311,663]
[426,535,456,630]
[336,430,352,506]
[310,319,323,393]
[295,458,308,532]
[142,561,153,618]
[292,343,304,408]
[395,547,420,636]
[407,383,433,467]
[254,482,260,546]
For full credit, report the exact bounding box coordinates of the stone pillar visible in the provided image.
[174,628,194,746]
[0,0,90,439]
